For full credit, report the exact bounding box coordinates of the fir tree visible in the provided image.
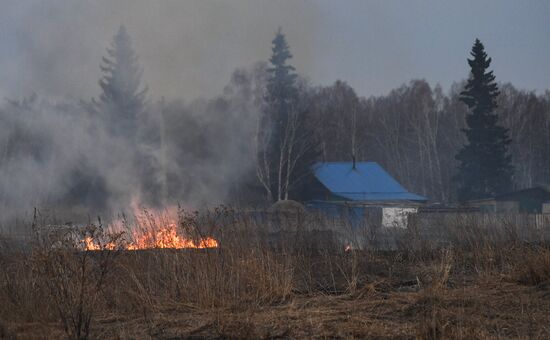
[266,27,298,128]
[95,25,147,139]
[257,28,317,202]
[455,39,513,201]
[91,26,162,206]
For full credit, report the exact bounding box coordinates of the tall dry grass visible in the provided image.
[0,209,549,338]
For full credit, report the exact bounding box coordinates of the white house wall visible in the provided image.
[382,207,418,228]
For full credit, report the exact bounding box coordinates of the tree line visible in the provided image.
[1,26,550,216]
[258,32,549,204]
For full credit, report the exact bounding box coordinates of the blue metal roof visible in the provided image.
[312,162,427,202]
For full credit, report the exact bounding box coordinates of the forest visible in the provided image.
[1,25,549,220]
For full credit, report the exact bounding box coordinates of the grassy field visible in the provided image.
[1,210,550,339]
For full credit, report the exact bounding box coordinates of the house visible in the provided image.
[465,186,550,214]
[305,161,427,228]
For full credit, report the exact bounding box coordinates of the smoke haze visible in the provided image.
[1,1,549,102]
[1,1,550,224]
[0,62,266,223]
[0,1,324,101]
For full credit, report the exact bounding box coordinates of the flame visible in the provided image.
[126,222,218,250]
[82,202,218,251]
[83,236,101,251]
[82,236,118,251]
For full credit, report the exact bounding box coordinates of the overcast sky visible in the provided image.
[1,0,549,101]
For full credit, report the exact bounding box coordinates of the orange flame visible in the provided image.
[82,203,218,251]
[126,222,218,250]
[82,236,118,251]
[83,236,101,251]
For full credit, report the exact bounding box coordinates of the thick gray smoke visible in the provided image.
[0,1,325,225]
[0,62,266,224]
[160,62,267,208]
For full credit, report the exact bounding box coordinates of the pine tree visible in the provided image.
[454,39,513,201]
[95,25,147,139]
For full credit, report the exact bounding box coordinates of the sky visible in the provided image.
[0,0,549,101]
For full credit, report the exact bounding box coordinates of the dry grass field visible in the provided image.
[1,209,550,339]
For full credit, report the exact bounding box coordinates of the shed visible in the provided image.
[306,162,427,228]
[466,186,550,214]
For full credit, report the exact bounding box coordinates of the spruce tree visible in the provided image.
[455,39,513,201]
[257,28,317,202]
[91,26,162,206]
[266,28,298,126]
[95,25,147,139]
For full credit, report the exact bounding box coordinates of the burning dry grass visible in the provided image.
[82,206,219,251]
[1,210,550,339]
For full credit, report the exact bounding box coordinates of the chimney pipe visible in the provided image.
[352,154,356,170]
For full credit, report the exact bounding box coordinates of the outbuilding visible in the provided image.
[306,161,427,228]
[465,186,550,214]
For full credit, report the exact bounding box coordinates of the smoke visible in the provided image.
[0,1,324,101]
[0,62,267,223]
[0,1,327,224]
[160,62,268,208]
[0,96,107,220]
